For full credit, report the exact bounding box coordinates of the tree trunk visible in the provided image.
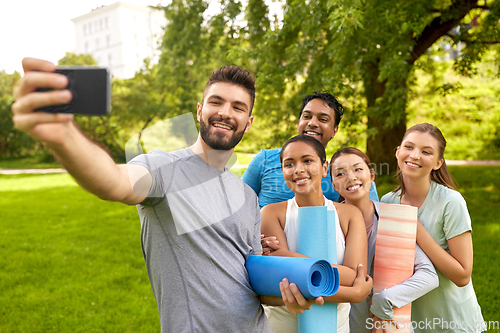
[366,114,406,177]
[364,60,407,177]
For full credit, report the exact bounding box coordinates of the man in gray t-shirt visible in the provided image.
[129,148,270,332]
[13,58,325,332]
[13,59,285,332]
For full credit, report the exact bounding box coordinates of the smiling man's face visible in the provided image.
[197,82,253,151]
[297,99,338,148]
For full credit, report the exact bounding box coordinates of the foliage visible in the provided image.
[409,50,500,160]
[249,0,500,169]
[0,70,44,158]
[154,0,273,152]
[157,0,210,120]
[154,0,500,167]
[3,2,500,163]
[57,52,98,67]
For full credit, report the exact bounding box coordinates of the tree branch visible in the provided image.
[409,0,481,65]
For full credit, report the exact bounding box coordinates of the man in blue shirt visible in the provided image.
[242,91,378,208]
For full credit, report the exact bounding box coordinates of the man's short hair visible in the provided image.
[203,66,256,115]
[299,91,344,127]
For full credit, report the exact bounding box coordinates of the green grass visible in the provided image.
[0,156,62,169]
[447,166,500,328]
[0,174,159,332]
[375,166,500,329]
[0,166,498,332]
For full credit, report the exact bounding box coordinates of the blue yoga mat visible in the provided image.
[246,255,339,298]
[297,206,338,333]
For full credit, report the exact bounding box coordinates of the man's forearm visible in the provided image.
[47,121,132,202]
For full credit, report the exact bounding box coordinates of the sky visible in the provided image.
[0,1,166,74]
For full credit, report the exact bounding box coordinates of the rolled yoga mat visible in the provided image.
[296,206,338,333]
[246,255,339,298]
[373,203,417,332]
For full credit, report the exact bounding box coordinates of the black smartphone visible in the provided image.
[36,67,111,116]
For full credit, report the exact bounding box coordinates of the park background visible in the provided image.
[1,0,500,331]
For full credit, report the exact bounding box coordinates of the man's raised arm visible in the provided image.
[11,57,150,205]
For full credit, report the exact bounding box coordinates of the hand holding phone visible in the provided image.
[36,67,111,116]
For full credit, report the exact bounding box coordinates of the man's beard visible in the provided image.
[199,114,247,151]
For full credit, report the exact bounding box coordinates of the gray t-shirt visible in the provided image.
[129,148,272,333]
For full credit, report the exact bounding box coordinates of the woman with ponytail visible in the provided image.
[382,123,485,333]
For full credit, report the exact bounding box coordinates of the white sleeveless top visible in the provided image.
[284,197,346,265]
[264,197,350,333]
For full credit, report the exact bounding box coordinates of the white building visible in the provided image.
[72,2,167,79]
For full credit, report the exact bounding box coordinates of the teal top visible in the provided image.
[381,181,484,333]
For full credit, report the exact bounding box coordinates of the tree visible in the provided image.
[156,0,211,120]
[155,0,272,151]
[58,52,98,67]
[154,0,499,167]
[250,0,500,172]
[0,70,40,158]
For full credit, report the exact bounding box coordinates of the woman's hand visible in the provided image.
[280,278,324,314]
[351,264,373,302]
[261,234,280,255]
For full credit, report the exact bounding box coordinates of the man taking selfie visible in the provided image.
[11,58,322,332]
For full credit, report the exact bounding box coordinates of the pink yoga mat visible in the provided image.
[373,203,417,332]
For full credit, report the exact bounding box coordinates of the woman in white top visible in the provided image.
[330,147,438,332]
[260,135,373,333]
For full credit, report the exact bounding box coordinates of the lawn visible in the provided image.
[0,174,159,332]
[0,157,62,170]
[0,166,499,332]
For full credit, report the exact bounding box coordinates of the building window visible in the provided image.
[108,54,113,66]
[106,35,111,47]
[89,23,93,34]
[83,24,87,36]
[105,16,109,29]
[85,42,90,53]
[99,18,103,31]
[95,38,100,50]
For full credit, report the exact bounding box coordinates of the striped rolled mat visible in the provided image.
[297,206,337,333]
[372,203,417,332]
